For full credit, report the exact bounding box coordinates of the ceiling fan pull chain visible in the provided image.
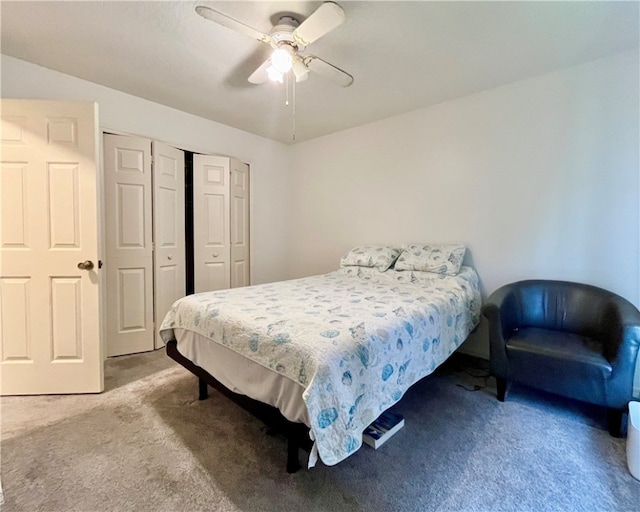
[285,72,290,106]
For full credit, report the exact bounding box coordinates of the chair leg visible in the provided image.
[286,434,301,474]
[608,408,624,438]
[496,377,507,402]
[198,378,209,401]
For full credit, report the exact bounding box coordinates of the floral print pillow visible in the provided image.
[395,244,466,276]
[339,246,402,272]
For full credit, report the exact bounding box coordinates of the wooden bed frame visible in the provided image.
[166,339,312,473]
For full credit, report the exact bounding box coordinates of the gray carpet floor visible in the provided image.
[1,349,638,512]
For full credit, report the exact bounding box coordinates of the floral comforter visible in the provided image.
[159,266,481,466]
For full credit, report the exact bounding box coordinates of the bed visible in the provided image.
[159,245,481,471]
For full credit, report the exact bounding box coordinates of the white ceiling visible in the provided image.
[2,1,638,144]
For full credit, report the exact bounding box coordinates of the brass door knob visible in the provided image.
[77,260,94,271]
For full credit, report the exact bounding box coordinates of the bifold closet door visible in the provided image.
[103,134,154,356]
[152,141,185,350]
[193,155,250,293]
[193,154,231,293]
[104,135,186,355]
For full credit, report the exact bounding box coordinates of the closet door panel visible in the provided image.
[193,155,230,293]
[230,159,250,288]
[104,134,154,356]
[152,141,185,349]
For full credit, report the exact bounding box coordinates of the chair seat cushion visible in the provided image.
[505,327,612,405]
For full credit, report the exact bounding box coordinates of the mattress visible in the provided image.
[160,266,481,466]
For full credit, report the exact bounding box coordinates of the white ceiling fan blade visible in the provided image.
[195,5,272,45]
[248,58,271,84]
[293,2,346,46]
[306,55,353,87]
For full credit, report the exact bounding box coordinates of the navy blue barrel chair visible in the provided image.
[482,280,640,437]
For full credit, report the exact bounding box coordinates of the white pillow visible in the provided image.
[340,246,402,272]
[394,244,466,276]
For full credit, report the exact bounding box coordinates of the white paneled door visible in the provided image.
[152,141,185,349]
[193,155,231,293]
[103,134,154,356]
[230,159,250,288]
[104,135,185,356]
[0,99,103,394]
[193,155,250,293]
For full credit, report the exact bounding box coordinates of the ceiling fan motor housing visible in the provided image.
[270,16,305,50]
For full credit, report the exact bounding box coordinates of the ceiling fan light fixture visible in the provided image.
[266,66,284,83]
[292,59,310,83]
[270,47,293,74]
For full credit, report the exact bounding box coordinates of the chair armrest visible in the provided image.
[600,297,640,403]
[481,283,522,379]
[481,283,521,338]
[600,296,640,362]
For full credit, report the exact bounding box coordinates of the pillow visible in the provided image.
[340,246,402,272]
[339,266,386,280]
[394,244,466,276]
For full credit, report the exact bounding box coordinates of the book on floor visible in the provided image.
[362,410,405,449]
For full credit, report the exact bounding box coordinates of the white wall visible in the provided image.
[289,50,640,374]
[1,55,292,285]
[289,51,639,302]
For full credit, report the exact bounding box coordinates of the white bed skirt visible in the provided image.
[173,328,310,426]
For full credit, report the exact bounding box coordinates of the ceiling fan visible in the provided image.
[195,2,354,87]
